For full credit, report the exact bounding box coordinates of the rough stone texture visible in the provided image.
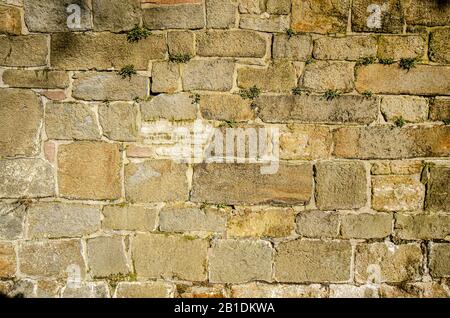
[430,99,450,122]
[132,234,208,281]
[429,244,449,278]
[395,213,450,240]
[403,0,450,27]
[275,240,352,283]
[125,160,189,203]
[206,0,237,29]
[115,282,174,298]
[0,242,15,278]
[340,213,392,239]
[430,28,450,64]
[51,33,166,70]
[240,14,289,33]
[372,175,424,212]
[0,159,55,198]
[102,205,158,232]
[425,165,450,211]
[179,285,225,298]
[87,236,130,277]
[302,61,355,93]
[141,93,196,121]
[99,102,139,141]
[380,96,429,123]
[19,240,85,278]
[183,60,235,91]
[93,0,141,32]
[196,30,266,58]
[356,64,450,96]
[167,31,195,56]
[58,142,122,200]
[160,207,226,233]
[191,163,313,205]
[315,161,367,210]
[209,240,273,283]
[0,89,42,157]
[291,0,350,34]
[45,102,101,140]
[313,36,377,61]
[0,203,26,240]
[352,0,404,33]
[151,62,180,94]
[3,70,69,89]
[0,4,21,34]
[333,126,450,159]
[378,35,426,60]
[280,125,332,160]
[0,35,48,67]
[72,72,148,101]
[257,95,379,124]
[227,208,295,238]
[238,61,297,92]
[62,282,109,298]
[355,243,423,283]
[329,284,379,298]
[27,203,101,239]
[143,4,205,29]
[296,211,339,238]
[232,282,328,298]
[273,34,312,61]
[200,94,254,122]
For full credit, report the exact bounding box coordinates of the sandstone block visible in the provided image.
[87,236,130,277]
[99,102,139,141]
[115,282,174,298]
[141,93,196,121]
[0,203,25,240]
[182,60,235,91]
[302,61,355,93]
[102,205,158,232]
[0,242,15,278]
[395,213,450,240]
[0,35,48,67]
[280,125,332,160]
[93,0,141,32]
[3,70,69,89]
[159,207,226,233]
[167,31,195,56]
[206,0,237,28]
[429,28,450,64]
[273,34,312,61]
[352,0,403,33]
[313,36,377,61]
[143,4,205,29]
[199,94,254,122]
[425,165,450,211]
[296,211,339,238]
[0,4,21,34]
[239,14,289,33]
[340,213,392,239]
[380,96,428,123]
[378,35,426,60]
[232,282,328,298]
[429,244,449,278]
[151,62,180,94]
[403,0,450,27]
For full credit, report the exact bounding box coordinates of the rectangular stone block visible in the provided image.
[273,34,312,61]
[395,213,450,240]
[280,125,332,160]
[151,62,180,94]
[274,240,352,283]
[206,0,237,29]
[99,102,139,141]
[191,163,313,205]
[380,96,428,123]
[0,242,15,278]
[209,240,273,283]
[239,14,289,33]
[159,207,226,233]
[87,236,130,277]
[0,35,48,66]
[93,0,141,32]
[356,64,450,96]
[182,60,235,91]
[378,35,426,60]
[429,28,450,64]
[352,0,404,33]
[132,233,208,281]
[0,4,21,34]
[0,202,25,240]
[425,165,450,211]
[333,126,450,159]
[313,36,377,61]
[102,205,158,232]
[429,98,450,122]
[403,0,450,27]
[115,282,174,298]
[302,61,355,93]
[51,32,166,70]
[199,93,254,122]
[2,70,69,89]
[143,4,205,29]
[27,203,101,239]
[340,213,392,239]
[296,211,339,238]
[231,282,328,298]
[167,31,195,56]
[429,243,449,278]
[141,93,196,121]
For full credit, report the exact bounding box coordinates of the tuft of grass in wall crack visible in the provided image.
[127,25,152,43]
[190,93,200,105]
[357,56,376,66]
[362,90,373,98]
[394,117,406,128]
[324,89,341,101]
[239,85,261,100]
[399,58,417,71]
[118,65,137,80]
[223,120,236,128]
[305,57,314,65]
[379,58,395,65]
[169,53,191,64]
[286,28,296,39]
[292,87,303,96]
[443,119,450,125]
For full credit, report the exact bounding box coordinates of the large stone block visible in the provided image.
[352,0,404,33]
[0,35,48,66]
[380,96,428,123]
[231,282,328,298]
[426,165,450,211]
[199,94,254,122]
[0,4,21,34]
[206,0,237,28]
[395,213,450,240]
[143,4,205,29]
[403,0,450,27]
[429,243,449,278]
[159,207,226,233]
[87,236,130,277]
[141,93,196,121]
[0,242,15,278]
[302,61,355,93]
[273,34,312,61]
[115,282,175,298]
[182,60,235,91]
[313,36,377,61]
[102,205,158,232]
[378,35,426,60]
[3,70,69,89]
[99,102,139,141]
[429,28,450,64]
[0,203,26,240]
[93,0,141,32]
[296,211,339,238]
[340,213,392,239]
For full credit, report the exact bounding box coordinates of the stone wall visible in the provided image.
[0,0,449,298]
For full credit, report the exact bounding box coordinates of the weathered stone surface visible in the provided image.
[209,240,273,283]
[141,93,196,121]
[315,161,367,210]
[27,203,101,239]
[0,4,21,34]
[132,234,208,281]
[24,0,92,32]
[73,72,148,101]
[0,89,42,157]
[167,31,195,56]
[0,203,25,240]
[232,282,328,298]
[352,0,404,33]
[206,0,237,28]
[313,36,377,61]
[302,61,354,93]
[227,208,295,238]
[143,4,205,29]
[275,240,351,283]
[403,0,450,27]
[240,14,289,33]
[238,0,264,14]
[340,213,392,239]
[329,284,379,298]
[87,236,130,277]
[191,163,313,205]
[102,205,158,231]
[296,211,339,238]
[426,165,450,211]
[45,102,101,140]
[355,243,422,283]
[430,28,450,64]
[58,142,122,200]
[356,64,450,96]
[196,30,266,58]
[0,35,48,66]
[99,102,139,141]
[115,282,174,298]
[266,0,290,14]
[160,207,226,233]
[200,93,254,122]
[257,95,379,124]
[378,35,426,60]
[280,125,332,160]
[333,126,450,159]
[62,282,109,298]
[0,242,15,278]
[291,0,350,33]
[51,33,165,70]
[430,98,450,121]
[182,60,235,91]
[395,213,450,240]
[125,160,189,203]
[372,175,424,212]
[151,62,180,94]
[273,34,312,61]
[380,96,428,123]
[0,159,55,198]
[429,243,449,278]
[179,285,225,298]
[93,0,141,32]
[19,240,85,278]
[238,61,297,93]
[3,70,69,89]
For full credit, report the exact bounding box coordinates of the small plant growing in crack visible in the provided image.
[379,58,395,65]
[292,87,303,96]
[357,56,377,66]
[286,28,296,39]
[399,58,417,71]
[223,120,236,128]
[127,25,152,43]
[118,65,137,80]
[443,119,450,125]
[394,116,406,128]
[169,53,191,64]
[305,57,314,65]
[190,93,200,105]
[239,85,261,100]
[324,89,341,101]
[362,90,373,98]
